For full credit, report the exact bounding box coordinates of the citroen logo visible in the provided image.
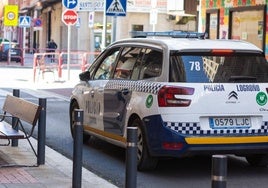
[228,91,238,100]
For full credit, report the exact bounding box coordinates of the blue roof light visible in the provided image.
[130,31,207,39]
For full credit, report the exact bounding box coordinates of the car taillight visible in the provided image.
[158,86,194,107]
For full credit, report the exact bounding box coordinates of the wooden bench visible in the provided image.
[0,95,42,157]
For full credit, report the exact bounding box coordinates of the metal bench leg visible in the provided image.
[25,137,37,157]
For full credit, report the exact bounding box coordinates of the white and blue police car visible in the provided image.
[70,31,268,171]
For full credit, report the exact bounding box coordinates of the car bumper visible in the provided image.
[142,115,268,158]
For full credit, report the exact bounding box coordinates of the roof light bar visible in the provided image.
[130,31,207,39]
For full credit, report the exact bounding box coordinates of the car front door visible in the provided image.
[86,47,120,131]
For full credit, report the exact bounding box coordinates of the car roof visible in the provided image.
[112,38,262,52]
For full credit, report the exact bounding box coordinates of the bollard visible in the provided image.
[125,127,138,188]
[72,109,84,188]
[11,89,20,147]
[37,98,47,165]
[211,155,227,188]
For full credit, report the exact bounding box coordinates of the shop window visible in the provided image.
[132,25,143,31]
[230,6,265,50]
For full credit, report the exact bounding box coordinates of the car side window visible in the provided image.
[169,55,186,82]
[93,48,120,80]
[113,47,141,79]
[109,47,163,80]
[139,49,163,79]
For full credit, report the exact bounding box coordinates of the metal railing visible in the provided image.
[32,51,100,82]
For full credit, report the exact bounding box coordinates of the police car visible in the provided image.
[70,31,268,171]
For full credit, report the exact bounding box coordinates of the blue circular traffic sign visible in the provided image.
[34,18,42,27]
[62,0,77,9]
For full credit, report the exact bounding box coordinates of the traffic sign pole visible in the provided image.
[23,27,26,65]
[101,0,107,50]
[67,25,71,81]
[112,16,117,43]
[62,9,78,80]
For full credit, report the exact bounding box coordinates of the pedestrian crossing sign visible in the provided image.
[106,0,126,17]
[19,16,31,28]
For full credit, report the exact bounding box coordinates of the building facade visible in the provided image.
[201,0,268,59]
[0,0,199,53]
[2,0,268,60]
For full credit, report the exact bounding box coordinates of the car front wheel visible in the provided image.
[70,100,90,142]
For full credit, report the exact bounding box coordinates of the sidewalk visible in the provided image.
[0,138,117,188]
[0,58,81,90]
[0,61,119,187]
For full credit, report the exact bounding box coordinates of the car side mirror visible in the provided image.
[79,71,90,81]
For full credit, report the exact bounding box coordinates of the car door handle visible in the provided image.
[121,88,129,95]
[90,90,94,97]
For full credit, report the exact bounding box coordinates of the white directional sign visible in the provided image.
[106,0,126,17]
[19,16,31,28]
[77,0,104,11]
[77,0,94,11]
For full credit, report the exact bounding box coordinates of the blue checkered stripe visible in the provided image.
[105,80,162,94]
[164,122,268,135]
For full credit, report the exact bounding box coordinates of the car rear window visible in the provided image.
[169,53,268,83]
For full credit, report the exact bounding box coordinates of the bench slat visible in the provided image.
[0,122,24,139]
[2,95,41,126]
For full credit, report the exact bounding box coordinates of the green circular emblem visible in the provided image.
[256,92,268,106]
[146,95,153,108]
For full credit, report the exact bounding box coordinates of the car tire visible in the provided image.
[70,100,91,142]
[245,154,268,167]
[131,118,158,171]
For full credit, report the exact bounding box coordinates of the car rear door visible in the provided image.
[103,47,145,135]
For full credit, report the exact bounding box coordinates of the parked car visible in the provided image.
[0,42,21,63]
[70,31,268,171]
[0,38,9,43]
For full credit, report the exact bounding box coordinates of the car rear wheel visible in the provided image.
[245,154,268,167]
[70,100,90,142]
[131,118,158,171]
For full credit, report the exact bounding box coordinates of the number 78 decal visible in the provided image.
[189,61,201,71]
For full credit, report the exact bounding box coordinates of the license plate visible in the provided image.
[209,117,251,129]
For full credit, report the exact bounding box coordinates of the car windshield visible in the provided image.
[169,52,268,83]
